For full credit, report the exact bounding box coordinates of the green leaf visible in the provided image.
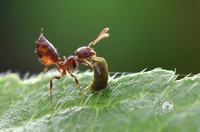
[0,68,200,132]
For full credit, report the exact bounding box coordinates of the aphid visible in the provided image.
[35,27,110,103]
[90,56,109,91]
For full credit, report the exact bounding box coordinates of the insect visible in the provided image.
[35,27,110,103]
[90,56,109,91]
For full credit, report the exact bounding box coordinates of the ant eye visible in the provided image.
[84,52,88,56]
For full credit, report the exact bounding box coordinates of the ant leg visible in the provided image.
[79,59,93,71]
[69,73,83,95]
[49,71,66,104]
[55,63,61,73]
[43,66,49,72]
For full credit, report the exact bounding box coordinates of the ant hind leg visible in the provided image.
[49,71,66,105]
[43,66,49,72]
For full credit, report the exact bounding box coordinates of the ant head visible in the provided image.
[75,46,96,59]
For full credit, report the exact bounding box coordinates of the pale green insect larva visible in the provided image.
[90,56,109,91]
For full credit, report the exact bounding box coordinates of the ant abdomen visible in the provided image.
[36,33,60,65]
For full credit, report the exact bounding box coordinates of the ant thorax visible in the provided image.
[58,56,78,73]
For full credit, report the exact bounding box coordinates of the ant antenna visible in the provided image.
[88,27,110,47]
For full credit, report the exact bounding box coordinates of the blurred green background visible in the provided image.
[0,0,200,74]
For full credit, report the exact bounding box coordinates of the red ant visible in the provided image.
[35,28,109,103]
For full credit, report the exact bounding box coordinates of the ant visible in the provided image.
[35,27,110,103]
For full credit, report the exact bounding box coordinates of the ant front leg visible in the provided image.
[69,72,83,95]
[78,59,93,71]
[49,71,66,105]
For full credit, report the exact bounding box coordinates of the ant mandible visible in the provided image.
[35,27,109,103]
